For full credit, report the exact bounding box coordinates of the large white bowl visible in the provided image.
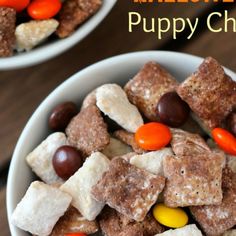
[0,0,116,70]
[7,51,236,236]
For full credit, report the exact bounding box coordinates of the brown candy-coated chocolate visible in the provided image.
[52,146,82,180]
[49,102,78,131]
[157,92,190,127]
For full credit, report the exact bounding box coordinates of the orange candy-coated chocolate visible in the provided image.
[27,0,61,20]
[212,128,236,155]
[0,0,30,12]
[135,122,172,151]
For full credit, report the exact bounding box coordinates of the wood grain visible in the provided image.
[0,1,214,167]
[0,188,10,236]
[181,8,236,71]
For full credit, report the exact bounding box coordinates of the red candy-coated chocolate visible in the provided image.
[0,0,30,12]
[135,122,172,151]
[27,0,61,20]
[212,128,236,155]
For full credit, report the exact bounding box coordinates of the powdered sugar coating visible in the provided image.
[60,152,110,221]
[50,206,98,235]
[11,181,71,236]
[163,152,225,207]
[96,84,143,133]
[15,19,59,52]
[190,168,236,236]
[26,132,67,184]
[92,158,165,221]
[0,7,16,57]
[99,207,164,236]
[177,57,236,130]
[124,61,178,121]
[66,105,110,157]
[171,128,211,156]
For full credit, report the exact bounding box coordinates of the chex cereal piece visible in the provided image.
[114,129,145,154]
[26,132,67,184]
[96,84,144,133]
[0,7,16,57]
[91,158,165,221]
[99,207,165,236]
[130,148,173,175]
[50,206,99,235]
[223,230,236,236]
[120,152,137,162]
[60,152,110,221]
[57,0,102,38]
[66,105,110,156]
[15,19,59,52]
[80,89,97,110]
[227,154,236,174]
[102,137,132,159]
[171,128,211,156]
[177,57,236,130]
[11,181,72,236]
[154,224,203,236]
[163,152,225,207]
[124,61,178,121]
[190,168,236,236]
[180,116,205,136]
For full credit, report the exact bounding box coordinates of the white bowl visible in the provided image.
[7,51,236,236]
[0,0,116,70]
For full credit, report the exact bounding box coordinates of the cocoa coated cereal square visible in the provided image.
[91,158,165,222]
[171,128,211,156]
[66,105,109,156]
[113,129,145,154]
[99,207,165,236]
[177,57,236,130]
[50,206,99,235]
[57,0,102,38]
[124,61,178,121]
[163,152,225,207]
[190,168,236,236]
[0,7,16,57]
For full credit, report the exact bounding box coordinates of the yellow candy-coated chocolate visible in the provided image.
[153,203,188,228]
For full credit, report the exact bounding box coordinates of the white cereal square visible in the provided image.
[154,224,203,236]
[96,84,143,133]
[102,137,132,159]
[130,148,173,175]
[15,19,59,52]
[60,152,110,221]
[11,181,72,236]
[26,132,67,184]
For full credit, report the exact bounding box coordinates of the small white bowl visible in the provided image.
[0,0,116,70]
[7,51,236,236]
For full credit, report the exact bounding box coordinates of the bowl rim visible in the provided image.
[7,50,236,235]
[0,0,117,71]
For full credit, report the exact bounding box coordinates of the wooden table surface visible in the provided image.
[1,1,235,235]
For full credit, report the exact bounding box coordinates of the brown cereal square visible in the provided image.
[66,105,109,157]
[0,7,16,57]
[99,207,165,236]
[190,168,236,236]
[50,206,98,235]
[163,153,225,207]
[177,57,236,130]
[171,128,211,156]
[57,0,102,38]
[91,158,165,222]
[124,61,178,121]
[80,89,97,110]
[113,129,145,154]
